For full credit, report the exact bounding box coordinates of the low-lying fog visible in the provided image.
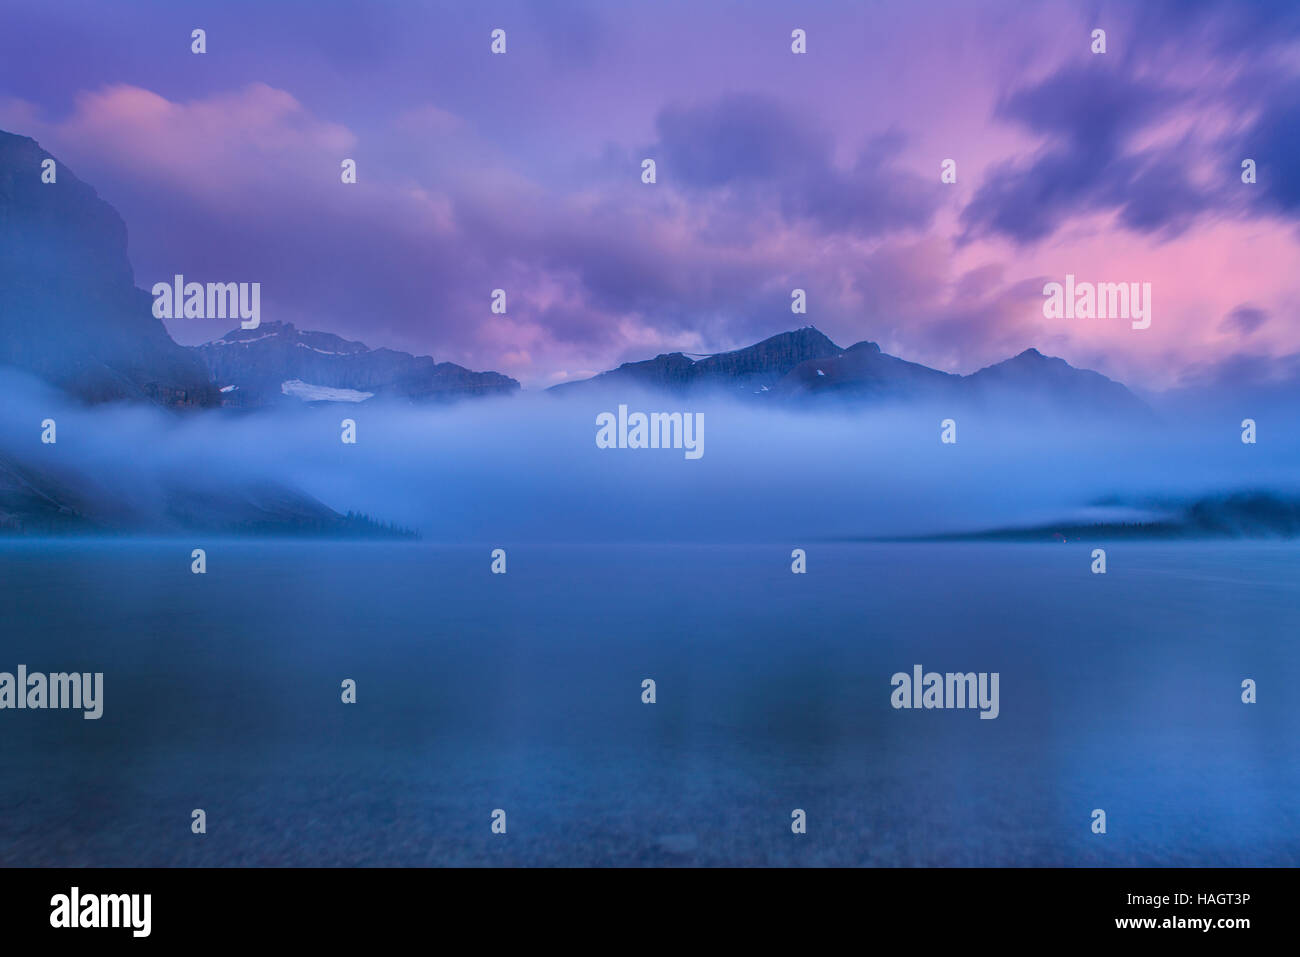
[3,369,1296,541]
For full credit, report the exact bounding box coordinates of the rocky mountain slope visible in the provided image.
[192,322,519,408]
[1,129,520,409]
[0,131,218,407]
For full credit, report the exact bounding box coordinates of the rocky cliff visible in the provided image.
[0,130,219,406]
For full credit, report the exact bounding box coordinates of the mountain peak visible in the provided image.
[548,326,842,396]
[694,326,840,373]
[965,348,1148,416]
[217,320,296,341]
[846,340,882,355]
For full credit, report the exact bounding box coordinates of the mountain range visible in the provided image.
[549,326,1148,416]
[0,129,519,409]
[193,322,519,408]
[2,127,1148,418]
[0,127,1181,538]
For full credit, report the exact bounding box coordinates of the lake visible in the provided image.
[0,540,1296,866]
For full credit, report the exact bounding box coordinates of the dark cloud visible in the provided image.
[655,93,828,186]
[1239,79,1300,218]
[962,0,1300,245]
[1108,155,1211,235]
[960,66,1204,243]
[1130,0,1300,56]
[1176,350,1300,391]
[998,65,1183,148]
[653,93,937,238]
[1219,305,1269,337]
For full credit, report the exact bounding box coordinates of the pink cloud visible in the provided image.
[8,83,356,204]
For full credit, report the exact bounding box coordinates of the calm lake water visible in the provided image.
[0,540,1296,866]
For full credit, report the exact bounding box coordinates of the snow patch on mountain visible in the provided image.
[280,379,373,403]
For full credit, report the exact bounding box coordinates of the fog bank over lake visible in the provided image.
[3,370,1297,542]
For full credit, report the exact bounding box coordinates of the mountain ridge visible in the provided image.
[192,321,520,408]
[1,124,1146,420]
[549,326,1148,415]
[0,128,522,409]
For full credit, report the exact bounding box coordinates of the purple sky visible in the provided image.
[2,0,1299,390]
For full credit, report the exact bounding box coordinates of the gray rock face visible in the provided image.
[192,322,520,407]
[0,130,219,407]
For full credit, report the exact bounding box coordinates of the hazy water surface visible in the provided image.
[0,540,1296,866]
